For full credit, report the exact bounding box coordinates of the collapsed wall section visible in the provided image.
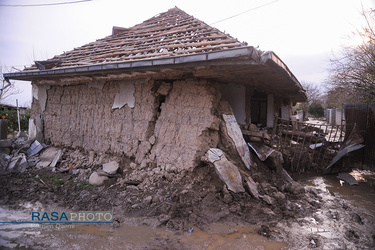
[150,79,222,171]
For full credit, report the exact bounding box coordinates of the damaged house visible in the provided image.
[4,8,306,184]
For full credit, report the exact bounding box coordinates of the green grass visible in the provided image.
[79,180,96,189]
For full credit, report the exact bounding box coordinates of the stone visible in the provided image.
[129,162,137,170]
[89,172,109,186]
[244,176,259,199]
[144,196,153,204]
[260,195,274,205]
[103,161,119,174]
[273,192,286,201]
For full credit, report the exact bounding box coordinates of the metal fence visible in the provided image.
[272,118,354,173]
[344,104,375,169]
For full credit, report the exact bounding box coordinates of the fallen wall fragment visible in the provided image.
[222,114,252,169]
[206,148,245,193]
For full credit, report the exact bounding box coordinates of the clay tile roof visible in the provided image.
[46,7,245,69]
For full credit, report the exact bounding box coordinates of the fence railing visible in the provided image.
[271,118,354,173]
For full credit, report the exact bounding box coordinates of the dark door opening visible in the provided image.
[251,91,267,127]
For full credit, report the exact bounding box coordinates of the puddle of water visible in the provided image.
[180,224,286,250]
[0,205,287,250]
[319,170,375,217]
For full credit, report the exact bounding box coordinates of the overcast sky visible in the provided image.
[0,0,374,107]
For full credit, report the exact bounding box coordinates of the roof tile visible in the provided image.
[40,7,245,69]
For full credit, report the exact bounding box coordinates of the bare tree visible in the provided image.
[300,81,325,113]
[0,65,22,104]
[328,8,375,104]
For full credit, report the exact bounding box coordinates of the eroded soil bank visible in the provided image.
[1,165,374,249]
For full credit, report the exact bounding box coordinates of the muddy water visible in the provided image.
[0,206,287,250]
[304,169,375,216]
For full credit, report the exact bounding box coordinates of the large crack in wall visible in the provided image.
[32,77,247,176]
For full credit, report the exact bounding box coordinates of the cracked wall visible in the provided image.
[32,78,224,172]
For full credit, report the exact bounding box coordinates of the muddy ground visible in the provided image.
[1,150,375,249]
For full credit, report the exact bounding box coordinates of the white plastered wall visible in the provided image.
[218,83,246,124]
[267,93,274,127]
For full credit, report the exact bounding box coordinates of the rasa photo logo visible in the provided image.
[31,211,113,223]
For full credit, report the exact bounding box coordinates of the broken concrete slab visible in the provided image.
[222,114,252,170]
[206,148,245,193]
[89,172,109,186]
[26,140,46,156]
[102,161,119,175]
[50,149,63,168]
[36,147,62,169]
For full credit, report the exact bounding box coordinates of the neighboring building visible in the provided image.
[4,7,306,171]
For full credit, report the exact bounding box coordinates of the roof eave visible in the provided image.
[4,46,260,81]
[3,46,307,102]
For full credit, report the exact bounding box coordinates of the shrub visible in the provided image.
[0,105,31,133]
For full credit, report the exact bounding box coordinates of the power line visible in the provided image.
[210,0,281,25]
[0,0,92,7]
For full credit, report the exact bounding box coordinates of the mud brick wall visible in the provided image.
[33,78,223,171]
